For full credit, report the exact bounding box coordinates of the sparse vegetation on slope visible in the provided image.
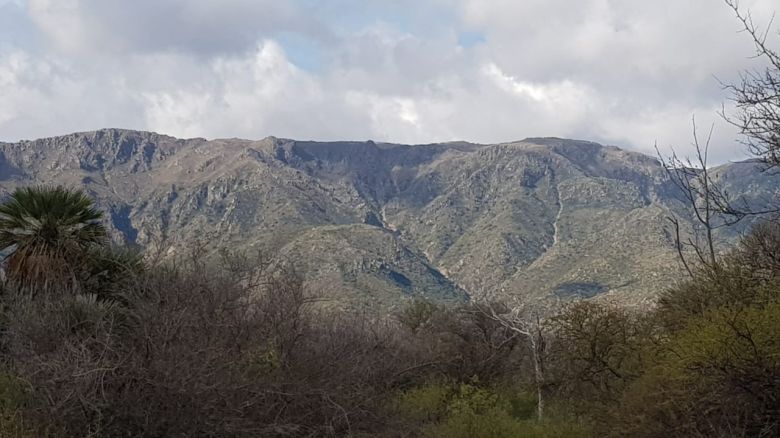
[2,132,779,307]
[0,187,777,436]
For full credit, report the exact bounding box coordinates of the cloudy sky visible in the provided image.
[0,0,776,162]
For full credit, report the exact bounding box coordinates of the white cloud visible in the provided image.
[455,0,777,160]
[27,0,91,53]
[483,63,595,110]
[0,0,777,163]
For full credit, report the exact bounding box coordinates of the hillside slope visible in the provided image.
[1,129,777,306]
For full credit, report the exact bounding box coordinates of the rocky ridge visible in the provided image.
[1,129,776,308]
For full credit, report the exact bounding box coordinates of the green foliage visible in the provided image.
[423,406,526,438]
[613,302,780,437]
[503,389,538,420]
[656,221,780,332]
[394,382,452,423]
[394,382,589,438]
[655,264,779,332]
[445,382,506,417]
[77,245,145,302]
[547,301,647,407]
[0,185,106,256]
[609,259,780,438]
[670,302,780,377]
[0,186,107,284]
[428,413,590,438]
[544,223,780,436]
[63,293,118,335]
[0,186,777,436]
[0,372,35,438]
[0,373,27,414]
[242,345,282,376]
[398,297,439,332]
[0,186,145,301]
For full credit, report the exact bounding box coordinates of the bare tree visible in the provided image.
[722,0,780,167]
[657,120,732,275]
[657,2,780,277]
[484,302,548,421]
[657,117,780,277]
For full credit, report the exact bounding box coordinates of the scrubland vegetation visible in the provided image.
[0,185,777,437]
[0,4,778,435]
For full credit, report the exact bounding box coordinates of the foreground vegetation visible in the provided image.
[0,186,776,437]
[0,3,776,435]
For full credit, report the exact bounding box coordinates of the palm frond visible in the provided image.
[0,186,106,257]
[0,186,108,285]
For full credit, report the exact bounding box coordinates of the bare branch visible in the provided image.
[722,0,780,167]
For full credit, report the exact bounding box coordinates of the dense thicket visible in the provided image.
[0,247,572,437]
[0,191,777,437]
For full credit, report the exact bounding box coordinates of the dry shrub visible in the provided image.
[0,251,430,437]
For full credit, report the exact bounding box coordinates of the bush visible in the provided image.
[613,301,780,437]
[393,382,589,438]
[3,207,780,436]
[656,221,780,332]
[397,297,440,333]
[546,301,647,408]
[0,251,429,436]
[0,372,35,438]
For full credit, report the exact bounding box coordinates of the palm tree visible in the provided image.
[0,186,107,284]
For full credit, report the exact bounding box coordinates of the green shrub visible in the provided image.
[0,372,35,437]
[77,245,145,303]
[394,382,452,423]
[394,382,590,438]
[398,297,439,332]
[423,406,526,438]
[613,301,780,437]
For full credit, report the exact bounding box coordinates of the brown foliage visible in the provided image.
[0,244,540,437]
[0,252,429,437]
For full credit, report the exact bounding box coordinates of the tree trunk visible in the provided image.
[529,333,544,422]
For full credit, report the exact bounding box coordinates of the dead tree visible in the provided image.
[722,0,780,167]
[657,120,737,276]
[658,1,780,277]
[484,302,548,421]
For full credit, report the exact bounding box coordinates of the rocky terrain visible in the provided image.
[0,129,777,308]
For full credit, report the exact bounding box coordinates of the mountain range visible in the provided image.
[1,129,777,309]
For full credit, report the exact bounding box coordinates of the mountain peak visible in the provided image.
[0,129,772,307]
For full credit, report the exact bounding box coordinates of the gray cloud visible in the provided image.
[0,0,777,163]
[27,0,333,55]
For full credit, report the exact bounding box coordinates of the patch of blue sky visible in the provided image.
[457,30,486,48]
[275,32,324,73]
[0,1,39,51]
